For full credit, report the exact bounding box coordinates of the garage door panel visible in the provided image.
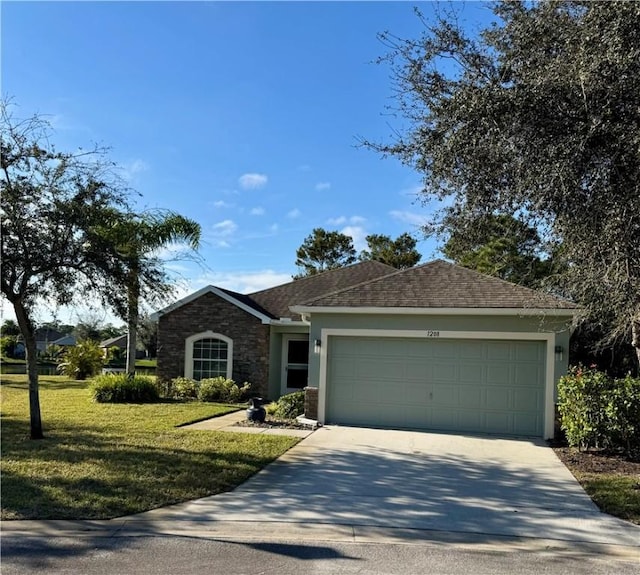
[486,388,512,410]
[432,363,457,381]
[487,365,512,386]
[514,365,542,386]
[458,387,483,408]
[326,337,546,437]
[513,388,542,411]
[405,383,430,403]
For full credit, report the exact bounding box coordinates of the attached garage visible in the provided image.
[290,261,577,440]
[326,335,547,437]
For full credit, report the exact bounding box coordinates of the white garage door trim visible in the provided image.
[317,329,556,439]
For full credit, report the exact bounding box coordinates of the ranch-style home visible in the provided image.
[153,260,577,439]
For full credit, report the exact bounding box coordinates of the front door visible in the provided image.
[281,335,309,395]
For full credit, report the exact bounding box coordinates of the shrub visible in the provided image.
[170,377,199,400]
[273,391,305,420]
[58,340,104,380]
[558,365,640,454]
[606,374,640,455]
[0,335,18,358]
[92,374,159,403]
[197,377,251,403]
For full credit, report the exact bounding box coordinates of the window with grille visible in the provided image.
[185,332,233,381]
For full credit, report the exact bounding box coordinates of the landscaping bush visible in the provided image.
[92,374,159,403]
[170,377,199,400]
[557,365,640,454]
[58,340,104,380]
[198,377,251,403]
[273,391,305,420]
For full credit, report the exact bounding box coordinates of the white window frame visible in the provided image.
[185,331,233,380]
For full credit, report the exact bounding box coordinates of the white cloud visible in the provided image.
[212,219,237,236]
[269,223,279,233]
[315,182,331,191]
[213,200,232,208]
[327,215,366,227]
[250,207,265,216]
[341,225,368,253]
[389,210,428,227]
[191,270,292,294]
[209,219,238,247]
[120,158,149,181]
[287,208,301,219]
[238,173,268,190]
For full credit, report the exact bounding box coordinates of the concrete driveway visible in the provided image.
[126,425,640,548]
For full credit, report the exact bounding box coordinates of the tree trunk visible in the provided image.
[632,313,640,370]
[13,301,44,439]
[125,264,140,378]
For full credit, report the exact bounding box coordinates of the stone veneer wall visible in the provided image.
[157,292,270,398]
[304,386,318,420]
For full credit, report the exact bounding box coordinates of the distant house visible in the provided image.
[51,334,77,347]
[33,328,64,354]
[99,334,128,359]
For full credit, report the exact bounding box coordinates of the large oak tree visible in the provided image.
[366,1,640,367]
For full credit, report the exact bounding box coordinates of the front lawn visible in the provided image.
[553,447,640,525]
[0,375,298,520]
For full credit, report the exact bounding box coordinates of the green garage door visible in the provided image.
[326,337,546,436]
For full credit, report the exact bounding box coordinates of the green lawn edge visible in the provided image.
[1,375,298,520]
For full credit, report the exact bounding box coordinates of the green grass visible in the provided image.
[575,474,640,525]
[0,375,298,520]
[135,359,157,368]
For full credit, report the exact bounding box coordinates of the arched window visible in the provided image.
[185,332,233,380]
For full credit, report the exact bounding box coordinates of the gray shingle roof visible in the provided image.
[299,260,577,310]
[248,260,396,319]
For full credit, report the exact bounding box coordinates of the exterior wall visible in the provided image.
[157,292,270,397]
[307,313,574,390]
[267,324,309,400]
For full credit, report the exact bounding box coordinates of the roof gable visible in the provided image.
[152,285,275,322]
[295,260,577,311]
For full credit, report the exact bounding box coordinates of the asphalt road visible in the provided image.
[2,534,638,575]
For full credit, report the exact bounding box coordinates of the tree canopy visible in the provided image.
[0,100,201,436]
[359,232,421,269]
[100,209,200,374]
[294,228,357,278]
[366,1,640,366]
[1,101,130,437]
[441,214,554,289]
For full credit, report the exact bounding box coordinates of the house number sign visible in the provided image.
[425,330,440,337]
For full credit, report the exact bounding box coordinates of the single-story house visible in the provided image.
[99,334,128,356]
[50,334,77,348]
[153,260,578,439]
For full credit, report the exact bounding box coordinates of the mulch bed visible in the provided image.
[552,445,640,477]
[233,418,310,430]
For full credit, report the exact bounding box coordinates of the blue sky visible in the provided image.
[2,1,494,325]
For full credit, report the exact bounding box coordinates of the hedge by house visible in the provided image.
[557,366,640,455]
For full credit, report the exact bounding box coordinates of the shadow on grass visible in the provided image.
[1,416,294,520]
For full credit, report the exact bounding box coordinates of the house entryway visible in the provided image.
[281,335,309,395]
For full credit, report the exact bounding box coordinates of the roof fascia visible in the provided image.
[289,306,579,317]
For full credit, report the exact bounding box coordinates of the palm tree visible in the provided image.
[107,210,201,376]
